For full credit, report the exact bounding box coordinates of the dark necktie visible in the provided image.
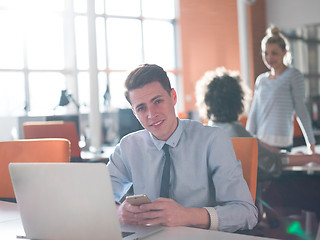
[160,144,170,198]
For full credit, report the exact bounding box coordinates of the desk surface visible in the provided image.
[291,145,320,154]
[81,145,115,160]
[283,162,320,172]
[0,201,278,240]
[146,226,279,240]
[284,145,320,173]
[0,201,20,223]
[0,201,25,240]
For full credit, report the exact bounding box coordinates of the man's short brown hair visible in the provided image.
[124,64,172,104]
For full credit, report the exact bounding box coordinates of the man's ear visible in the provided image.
[171,88,177,105]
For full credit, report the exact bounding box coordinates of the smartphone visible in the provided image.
[126,194,151,206]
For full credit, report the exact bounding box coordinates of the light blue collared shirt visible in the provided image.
[108,119,258,232]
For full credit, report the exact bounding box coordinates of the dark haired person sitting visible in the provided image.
[196,67,320,225]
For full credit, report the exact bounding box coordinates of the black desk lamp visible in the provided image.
[58,90,80,109]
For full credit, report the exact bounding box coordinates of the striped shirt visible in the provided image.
[246,67,315,148]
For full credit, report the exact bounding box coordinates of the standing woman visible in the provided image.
[246,26,316,153]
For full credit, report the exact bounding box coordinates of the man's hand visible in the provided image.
[117,198,210,229]
[138,198,210,229]
[116,199,150,225]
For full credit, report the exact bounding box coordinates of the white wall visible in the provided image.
[265,0,320,30]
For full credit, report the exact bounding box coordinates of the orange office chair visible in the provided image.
[293,115,303,138]
[23,121,109,164]
[231,137,258,202]
[238,115,248,127]
[0,138,70,201]
[23,121,81,162]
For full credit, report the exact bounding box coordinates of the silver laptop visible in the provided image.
[9,162,162,240]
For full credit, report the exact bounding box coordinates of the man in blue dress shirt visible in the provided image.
[108,64,258,232]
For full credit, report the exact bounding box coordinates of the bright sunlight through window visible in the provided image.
[0,0,179,116]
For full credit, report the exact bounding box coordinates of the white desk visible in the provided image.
[291,145,320,154]
[81,145,115,161]
[0,201,20,223]
[0,201,279,240]
[283,162,320,173]
[146,226,279,240]
[283,145,320,174]
[0,201,25,240]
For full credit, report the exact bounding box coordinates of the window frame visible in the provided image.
[0,0,183,117]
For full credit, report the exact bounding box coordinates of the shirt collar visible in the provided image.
[150,118,183,151]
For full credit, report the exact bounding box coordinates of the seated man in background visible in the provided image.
[107,64,258,232]
[195,67,320,219]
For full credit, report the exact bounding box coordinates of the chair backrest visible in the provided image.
[231,137,258,202]
[238,115,248,127]
[0,138,70,199]
[23,121,81,159]
[293,115,303,137]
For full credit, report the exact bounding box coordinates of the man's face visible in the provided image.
[129,81,178,141]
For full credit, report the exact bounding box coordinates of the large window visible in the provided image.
[0,0,180,116]
[284,25,320,129]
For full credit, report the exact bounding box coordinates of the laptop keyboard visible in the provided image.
[122,231,135,237]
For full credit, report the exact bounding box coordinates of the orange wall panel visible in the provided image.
[179,0,266,113]
[180,0,240,112]
[248,0,268,90]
